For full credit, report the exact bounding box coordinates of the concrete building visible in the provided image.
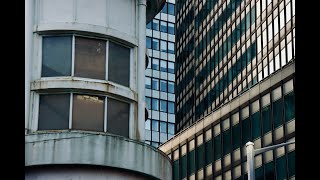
[25,0,172,179]
[145,0,176,148]
[160,0,295,179]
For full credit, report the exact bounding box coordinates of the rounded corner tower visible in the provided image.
[25,0,172,179]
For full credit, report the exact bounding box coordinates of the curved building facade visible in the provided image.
[25,0,171,179]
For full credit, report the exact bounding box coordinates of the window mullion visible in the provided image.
[104,96,108,132]
[71,35,75,76]
[106,41,109,80]
[69,93,73,129]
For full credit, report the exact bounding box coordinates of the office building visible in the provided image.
[160,0,295,179]
[145,0,177,147]
[25,0,172,179]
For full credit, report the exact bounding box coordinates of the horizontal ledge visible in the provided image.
[31,77,137,102]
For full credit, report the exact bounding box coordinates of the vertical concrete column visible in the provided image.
[137,0,147,141]
[25,0,34,133]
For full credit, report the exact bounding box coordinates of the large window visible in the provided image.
[42,35,131,87]
[72,94,104,132]
[42,36,72,77]
[38,94,130,137]
[38,94,70,130]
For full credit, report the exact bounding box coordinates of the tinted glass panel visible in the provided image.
[168,102,175,113]
[74,37,106,80]
[107,98,129,137]
[168,23,175,34]
[72,94,104,132]
[285,92,295,122]
[160,122,167,133]
[38,94,70,130]
[160,100,167,112]
[265,161,275,180]
[146,37,152,48]
[273,99,283,128]
[42,36,72,77]
[232,123,241,150]
[205,140,213,165]
[214,134,222,160]
[152,99,159,110]
[168,62,175,73]
[223,129,231,155]
[242,118,251,145]
[168,3,175,15]
[196,144,204,170]
[168,82,175,93]
[160,80,167,92]
[108,42,130,87]
[288,151,295,177]
[262,106,271,134]
[173,160,179,180]
[255,166,264,180]
[276,156,287,180]
[188,150,195,175]
[252,111,261,139]
[168,123,175,134]
[181,155,187,179]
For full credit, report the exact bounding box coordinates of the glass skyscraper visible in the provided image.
[145,0,177,147]
[160,0,295,179]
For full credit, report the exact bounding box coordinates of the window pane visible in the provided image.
[145,77,151,89]
[168,62,175,73]
[273,99,283,128]
[168,102,175,114]
[74,37,106,80]
[288,151,295,177]
[168,123,174,134]
[168,42,175,54]
[160,60,167,72]
[152,38,159,50]
[168,3,175,15]
[168,23,175,34]
[196,144,204,170]
[205,140,213,165]
[265,161,275,180]
[42,36,72,77]
[160,21,167,33]
[161,40,167,52]
[145,120,151,130]
[255,166,264,180]
[214,134,222,160]
[107,98,130,137]
[146,37,152,49]
[152,78,159,90]
[168,81,175,93]
[160,122,167,133]
[160,100,167,112]
[242,118,251,145]
[38,94,70,130]
[147,22,152,29]
[152,19,159,30]
[145,97,151,109]
[181,155,187,179]
[152,99,159,110]
[223,129,231,155]
[276,156,287,180]
[173,160,179,180]
[232,123,241,150]
[152,58,159,70]
[285,92,295,122]
[160,80,167,92]
[252,111,261,139]
[72,94,104,132]
[161,3,168,13]
[188,150,195,175]
[262,106,271,134]
[108,41,130,87]
[152,120,159,131]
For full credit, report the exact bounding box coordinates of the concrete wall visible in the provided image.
[26,165,152,180]
[26,132,172,180]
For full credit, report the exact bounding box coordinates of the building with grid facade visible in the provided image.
[159,0,295,179]
[145,0,177,148]
[25,0,172,179]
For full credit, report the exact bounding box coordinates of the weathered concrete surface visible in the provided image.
[26,131,172,180]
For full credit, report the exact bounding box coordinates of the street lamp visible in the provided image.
[246,140,295,180]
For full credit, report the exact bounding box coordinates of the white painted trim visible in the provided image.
[71,35,75,76]
[69,93,73,129]
[105,41,109,81]
[104,96,108,132]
